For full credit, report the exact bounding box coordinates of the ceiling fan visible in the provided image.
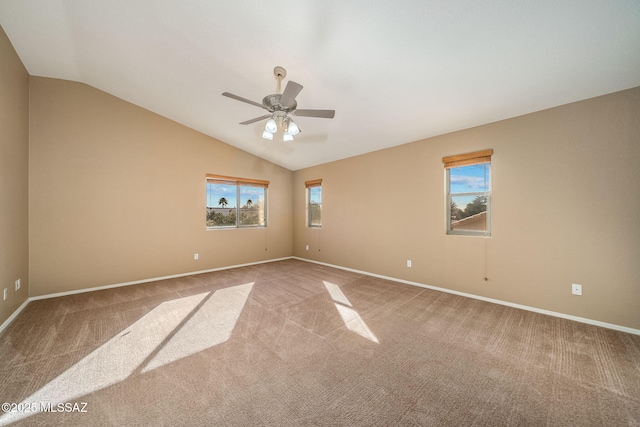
[222,66,335,141]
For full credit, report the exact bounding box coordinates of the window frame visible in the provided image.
[305,179,322,228]
[443,150,492,237]
[206,174,268,229]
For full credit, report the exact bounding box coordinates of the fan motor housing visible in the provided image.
[262,94,297,113]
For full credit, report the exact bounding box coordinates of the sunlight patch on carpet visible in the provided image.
[0,283,253,426]
[143,282,253,372]
[324,281,378,343]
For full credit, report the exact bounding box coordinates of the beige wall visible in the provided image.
[0,26,30,326]
[29,77,293,296]
[293,87,640,330]
[2,25,638,332]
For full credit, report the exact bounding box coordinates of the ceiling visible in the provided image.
[1,1,639,171]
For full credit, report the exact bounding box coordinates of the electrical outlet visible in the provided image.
[3,288,6,301]
[194,253,199,260]
[305,245,309,251]
[572,283,582,296]
[15,279,20,291]
[407,260,412,268]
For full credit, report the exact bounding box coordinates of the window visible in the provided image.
[306,179,322,227]
[206,175,268,228]
[443,149,492,236]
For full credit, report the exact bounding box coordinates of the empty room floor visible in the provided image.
[1,259,639,426]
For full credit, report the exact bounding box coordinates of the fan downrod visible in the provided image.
[273,66,287,94]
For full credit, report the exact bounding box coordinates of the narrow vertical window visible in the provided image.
[206,175,268,228]
[443,150,492,236]
[305,179,322,228]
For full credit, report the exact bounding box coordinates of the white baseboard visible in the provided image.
[0,298,30,334]
[293,257,640,336]
[0,257,293,334]
[3,256,638,336]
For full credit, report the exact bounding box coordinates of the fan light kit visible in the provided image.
[222,66,335,142]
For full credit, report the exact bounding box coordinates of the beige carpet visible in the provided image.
[1,259,638,426]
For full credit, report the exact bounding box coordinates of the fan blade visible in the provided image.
[239,115,271,125]
[222,92,265,109]
[279,81,303,108]
[294,109,335,119]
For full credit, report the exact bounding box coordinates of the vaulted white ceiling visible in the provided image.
[2,1,639,170]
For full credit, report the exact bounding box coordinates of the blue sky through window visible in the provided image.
[207,183,265,208]
[449,163,490,209]
[239,186,265,207]
[450,163,490,194]
[309,187,322,204]
[207,183,236,208]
